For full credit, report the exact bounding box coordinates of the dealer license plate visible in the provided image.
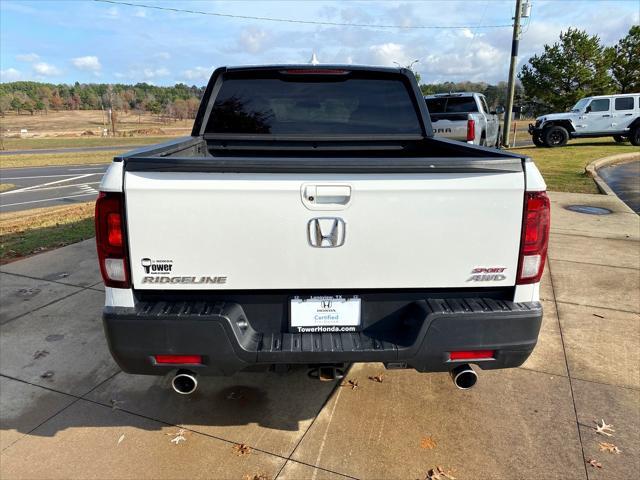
[289,296,361,333]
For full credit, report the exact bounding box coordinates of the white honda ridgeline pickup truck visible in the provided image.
[96,65,549,394]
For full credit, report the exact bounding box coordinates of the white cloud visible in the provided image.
[237,28,270,54]
[15,53,39,62]
[105,6,119,19]
[33,62,61,76]
[0,68,22,82]
[368,43,414,67]
[181,66,213,82]
[71,56,102,72]
[142,67,170,80]
[134,9,147,18]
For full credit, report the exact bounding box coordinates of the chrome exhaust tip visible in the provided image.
[450,364,478,390]
[171,370,198,395]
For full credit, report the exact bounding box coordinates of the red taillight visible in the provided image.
[466,119,475,142]
[95,192,130,288]
[517,191,551,284]
[450,350,495,361]
[155,355,202,365]
[107,213,122,247]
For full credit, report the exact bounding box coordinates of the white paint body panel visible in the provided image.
[524,161,546,192]
[124,171,525,290]
[100,162,124,192]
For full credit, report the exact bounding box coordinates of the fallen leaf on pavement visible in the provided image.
[422,466,456,480]
[340,379,359,390]
[243,473,268,480]
[117,434,125,445]
[166,428,187,445]
[40,371,54,379]
[420,436,437,449]
[595,419,615,437]
[234,443,252,456]
[368,373,384,383]
[586,458,602,469]
[33,350,49,360]
[599,442,621,454]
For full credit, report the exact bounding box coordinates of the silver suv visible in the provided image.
[528,93,640,147]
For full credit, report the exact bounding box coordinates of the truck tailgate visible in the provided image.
[431,119,469,141]
[124,170,524,290]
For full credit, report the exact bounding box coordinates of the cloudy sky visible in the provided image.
[1,0,638,86]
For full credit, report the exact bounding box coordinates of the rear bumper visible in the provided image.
[103,294,542,376]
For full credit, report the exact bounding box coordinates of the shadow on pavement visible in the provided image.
[2,365,341,440]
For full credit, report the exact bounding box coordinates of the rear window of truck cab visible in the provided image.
[425,96,477,114]
[205,71,422,135]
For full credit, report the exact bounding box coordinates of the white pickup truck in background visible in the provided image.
[425,92,503,147]
[96,65,549,394]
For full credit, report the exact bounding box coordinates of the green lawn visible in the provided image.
[511,138,638,194]
[0,202,95,263]
[1,135,177,151]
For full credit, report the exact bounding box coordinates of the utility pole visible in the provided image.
[503,0,524,147]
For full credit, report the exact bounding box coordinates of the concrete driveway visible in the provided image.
[1,191,638,479]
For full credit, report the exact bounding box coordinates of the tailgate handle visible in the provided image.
[304,185,351,206]
[316,185,351,204]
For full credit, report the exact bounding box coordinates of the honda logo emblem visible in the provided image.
[308,218,346,248]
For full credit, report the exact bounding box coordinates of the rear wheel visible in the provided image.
[543,125,569,147]
[613,135,628,143]
[630,127,640,147]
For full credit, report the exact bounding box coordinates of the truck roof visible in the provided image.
[424,92,479,99]
[223,64,406,74]
[582,93,640,100]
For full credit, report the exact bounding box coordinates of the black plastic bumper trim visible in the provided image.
[103,297,542,376]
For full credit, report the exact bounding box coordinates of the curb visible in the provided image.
[585,152,640,196]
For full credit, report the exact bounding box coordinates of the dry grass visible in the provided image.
[0,183,16,192]
[1,202,95,262]
[1,150,122,169]
[1,135,179,151]
[1,110,192,137]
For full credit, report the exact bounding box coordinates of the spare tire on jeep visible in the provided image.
[543,125,569,147]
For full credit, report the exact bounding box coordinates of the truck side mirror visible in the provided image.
[585,105,592,113]
[495,106,505,115]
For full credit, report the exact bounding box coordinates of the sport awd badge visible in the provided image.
[467,267,507,282]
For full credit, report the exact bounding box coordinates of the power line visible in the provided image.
[93,0,514,30]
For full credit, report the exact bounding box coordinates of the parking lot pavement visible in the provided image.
[0,164,107,212]
[1,192,639,479]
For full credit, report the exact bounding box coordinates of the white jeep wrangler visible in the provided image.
[529,93,640,147]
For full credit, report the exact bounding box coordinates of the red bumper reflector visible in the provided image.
[450,350,495,361]
[155,355,202,365]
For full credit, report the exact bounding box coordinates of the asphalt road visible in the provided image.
[0,164,107,213]
[599,160,640,214]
